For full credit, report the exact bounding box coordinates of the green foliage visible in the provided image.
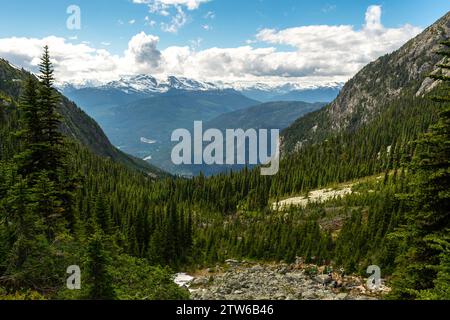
[84,231,116,300]
[388,40,450,300]
[0,40,449,301]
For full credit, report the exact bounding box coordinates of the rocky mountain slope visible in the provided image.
[282,11,450,152]
[0,58,164,176]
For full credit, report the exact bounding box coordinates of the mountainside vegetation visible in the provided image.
[0,12,449,301]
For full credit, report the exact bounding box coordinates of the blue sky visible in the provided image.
[0,0,448,86]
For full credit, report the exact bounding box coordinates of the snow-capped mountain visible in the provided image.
[97,75,219,95]
[60,74,342,100]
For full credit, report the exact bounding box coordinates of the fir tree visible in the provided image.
[85,232,116,300]
[94,193,112,235]
[15,77,45,179]
[38,45,64,177]
[389,40,450,300]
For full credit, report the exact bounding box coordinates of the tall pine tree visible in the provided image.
[389,40,450,300]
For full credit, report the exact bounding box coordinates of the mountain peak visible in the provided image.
[100,74,219,95]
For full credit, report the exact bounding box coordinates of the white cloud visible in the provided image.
[145,16,157,27]
[0,6,423,88]
[134,0,207,32]
[0,33,163,85]
[365,5,383,31]
[254,5,421,78]
[132,0,210,11]
[129,19,136,25]
[160,5,187,33]
[124,32,162,71]
[204,11,215,19]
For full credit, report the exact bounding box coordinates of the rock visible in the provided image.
[301,290,317,300]
[187,261,382,301]
[275,293,286,300]
[278,267,288,275]
[315,274,333,285]
[191,277,209,286]
[336,293,348,300]
[251,264,264,272]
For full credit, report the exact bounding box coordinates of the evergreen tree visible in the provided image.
[94,193,112,235]
[389,40,450,300]
[38,45,64,177]
[15,77,45,179]
[85,232,116,300]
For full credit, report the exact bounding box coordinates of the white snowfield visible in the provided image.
[174,273,194,288]
[273,185,354,210]
[58,73,343,96]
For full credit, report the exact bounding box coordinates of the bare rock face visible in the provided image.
[328,11,450,132]
[282,12,450,153]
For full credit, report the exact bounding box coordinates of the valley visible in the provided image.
[0,6,449,302]
[64,81,327,176]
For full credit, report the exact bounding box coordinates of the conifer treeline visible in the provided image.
[0,43,448,299]
[0,48,188,299]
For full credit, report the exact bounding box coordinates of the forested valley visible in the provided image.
[0,37,448,300]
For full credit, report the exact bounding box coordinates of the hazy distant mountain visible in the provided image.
[267,87,341,103]
[61,75,342,119]
[174,101,326,176]
[92,90,259,172]
[60,75,221,118]
[60,72,343,175]
[205,101,325,131]
[235,83,343,103]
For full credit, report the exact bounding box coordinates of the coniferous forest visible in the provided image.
[0,14,449,302]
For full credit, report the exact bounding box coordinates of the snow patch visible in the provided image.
[273,185,354,210]
[174,273,194,288]
[140,137,156,144]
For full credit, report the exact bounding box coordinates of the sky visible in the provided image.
[0,0,448,87]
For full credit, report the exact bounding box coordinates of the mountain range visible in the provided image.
[61,75,341,117]
[61,74,331,175]
[0,10,449,301]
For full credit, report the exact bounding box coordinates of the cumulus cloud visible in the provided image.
[254,5,421,78]
[0,33,163,85]
[125,32,162,70]
[0,6,423,87]
[365,5,383,31]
